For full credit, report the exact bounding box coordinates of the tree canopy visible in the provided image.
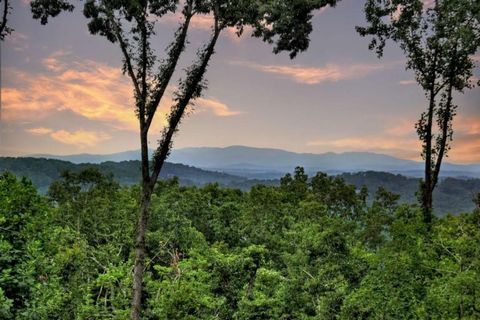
[1,169,479,319]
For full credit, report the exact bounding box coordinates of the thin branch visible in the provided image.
[149,12,222,190]
[0,0,8,39]
[144,1,194,133]
[108,12,141,100]
[137,3,149,125]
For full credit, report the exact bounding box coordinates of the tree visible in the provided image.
[357,0,480,224]
[0,0,12,40]
[30,0,340,317]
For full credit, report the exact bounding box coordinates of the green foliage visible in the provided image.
[357,0,480,222]
[1,169,480,319]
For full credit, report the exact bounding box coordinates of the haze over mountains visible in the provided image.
[30,145,480,179]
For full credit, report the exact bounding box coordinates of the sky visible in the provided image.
[1,0,479,163]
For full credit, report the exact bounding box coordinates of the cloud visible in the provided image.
[398,80,416,85]
[26,126,111,148]
[196,97,243,117]
[231,61,388,84]
[449,116,480,163]
[306,136,421,160]
[307,115,480,163]
[50,130,111,148]
[2,52,140,131]
[157,11,248,42]
[27,127,54,135]
[3,51,240,135]
[5,31,29,51]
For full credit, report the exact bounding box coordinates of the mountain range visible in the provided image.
[1,157,479,215]
[30,145,480,179]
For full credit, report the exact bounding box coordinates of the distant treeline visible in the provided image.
[1,157,479,215]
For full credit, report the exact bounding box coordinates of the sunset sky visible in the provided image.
[1,0,479,163]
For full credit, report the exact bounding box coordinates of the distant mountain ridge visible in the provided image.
[0,157,267,193]
[29,145,480,179]
[1,157,479,215]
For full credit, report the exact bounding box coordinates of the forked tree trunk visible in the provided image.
[129,18,220,319]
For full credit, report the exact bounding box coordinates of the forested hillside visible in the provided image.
[2,157,478,215]
[0,157,272,193]
[1,169,479,319]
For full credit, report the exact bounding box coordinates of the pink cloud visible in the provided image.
[231,61,388,84]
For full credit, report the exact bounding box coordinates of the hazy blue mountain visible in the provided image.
[29,145,480,179]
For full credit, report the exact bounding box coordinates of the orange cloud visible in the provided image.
[307,115,480,163]
[196,97,243,117]
[50,130,111,148]
[3,52,240,136]
[27,127,54,135]
[231,61,387,84]
[2,53,140,131]
[449,115,480,163]
[26,126,111,148]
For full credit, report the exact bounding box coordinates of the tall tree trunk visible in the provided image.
[422,87,435,225]
[131,126,151,320]
[420,47,438,225]
[131,185,152,320]
[432,83,453,189]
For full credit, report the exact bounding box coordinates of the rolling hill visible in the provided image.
[29,146,480,179]
[1,157,479,215]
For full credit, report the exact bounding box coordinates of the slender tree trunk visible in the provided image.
[433,48,456,190]
[422,87,435,224]
[432,83,453,189]
[420,47,439,225]
[131,185,152,320]
[131,125,151,320]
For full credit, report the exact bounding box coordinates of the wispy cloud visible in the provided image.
[196,97,243,117]
[50,130,111,148]
[5,31,29,51]
[398,80,416,85]
[158,12,246,42]
[27,127,54,135]
[26,127,111,148]
[307,115,480,163]
[307,136,421,159]
[231,61,388,84]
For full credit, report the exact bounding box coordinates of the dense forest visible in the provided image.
[1,168,479,319]
[2,157,479,215]
[1,0,479,318]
